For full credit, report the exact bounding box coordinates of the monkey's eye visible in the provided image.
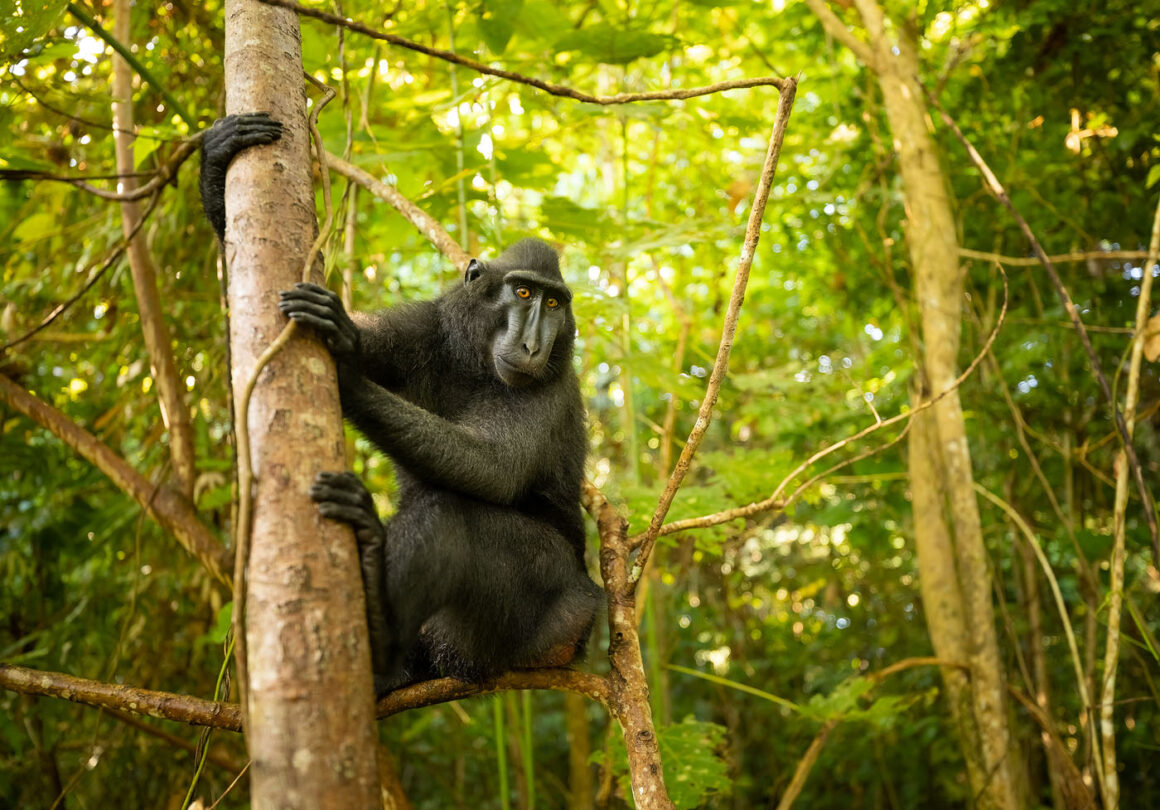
[546,297,559,309]
[516,286,532,299]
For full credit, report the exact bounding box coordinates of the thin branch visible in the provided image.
[0,374,232,586]
[0,664,242,731]
[923,85,1160,568]
[0,136,201,201]
[325,151,471,268]
[258,0,784,103]
[376,670,613,718]
[775,719,838,810]
[2,191,163,353]
[633,77,798,575]
[960,247,1153,267]
[1099,192,1160,810]
[973,482,1105,795]
[0,662,609,731]
[640,266,1008,540]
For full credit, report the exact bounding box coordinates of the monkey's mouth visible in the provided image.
[495,356,538,388]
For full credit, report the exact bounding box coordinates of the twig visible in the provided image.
[632,77,798,576]
[960,247,1153,267]
[257,0,785,104]
[974,484,1104,794]
[922,85,1160,568]
[638,266,1008,541]
[2,191,164,353]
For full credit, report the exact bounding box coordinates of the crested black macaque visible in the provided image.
[201,114,601,696]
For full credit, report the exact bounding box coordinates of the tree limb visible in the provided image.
[0,374,231,586]
[633,76,798,573]
[257,0,785,104]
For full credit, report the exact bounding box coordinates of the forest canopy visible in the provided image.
[1,0,1158,808]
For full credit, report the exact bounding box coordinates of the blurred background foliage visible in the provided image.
[1,0,1158,807]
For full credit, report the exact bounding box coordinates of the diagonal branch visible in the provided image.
[258,0,785,103]
[324,151,470,268]
[0,374,231,586]
[634,76,794,573]
[641,267,1008,540]
[923,85,1160,568]
[803,0,878,68]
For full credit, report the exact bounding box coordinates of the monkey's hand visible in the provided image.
[311,471,392,696]
[310,471,384,552]
[278,282,362,363]
[200,113,283,241]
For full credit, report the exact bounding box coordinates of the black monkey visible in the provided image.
[201,114,601,696]
[199,112,283,242]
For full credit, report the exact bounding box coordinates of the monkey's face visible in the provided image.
[491,275,570,388]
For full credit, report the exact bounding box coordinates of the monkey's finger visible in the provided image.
[282,311,344,336]
[278,298,340,321]
[290,281,338,298]
[317,502,379,530]
[277,288,338,311]
[309,482,368,507]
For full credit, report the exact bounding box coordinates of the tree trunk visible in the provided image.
[872,21,1020,810]
[806,2,1021,807]
[111,0,197,498]
[222,1,380,805]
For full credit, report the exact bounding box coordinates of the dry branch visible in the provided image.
[638,266,1008,541]
[0,664,243,731]
[0,373,231,585]
[923,86,1160,568]
[633,76,798,572]
[0,662,607,732]
[258,0,784,104]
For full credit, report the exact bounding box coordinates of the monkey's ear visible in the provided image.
[464,259,482,285]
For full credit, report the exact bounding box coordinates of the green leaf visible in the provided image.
[0,0,69,60]
[555,22,677,65]
[1147,164,1160,189]
[478,0,524,55]
[13,211,56,243]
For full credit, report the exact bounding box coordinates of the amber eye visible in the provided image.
[516,286,531,299]
[546,297,559,309]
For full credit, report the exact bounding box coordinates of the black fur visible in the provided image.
[200,116,599,696]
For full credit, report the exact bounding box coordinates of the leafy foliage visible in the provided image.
[2,0,1159,807]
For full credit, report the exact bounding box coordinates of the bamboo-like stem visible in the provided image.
[1098,194,1160,810]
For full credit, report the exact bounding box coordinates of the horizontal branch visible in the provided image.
[960,247,1153,267]
[0,662,611,731]
[376,669,613,717]
[0,663,242,731]
[259,0,784,104]
[0,374,232,586]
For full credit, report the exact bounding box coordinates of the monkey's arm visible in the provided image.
[340,380,547,505]
[279,283,433,391]
[199,113,283,241]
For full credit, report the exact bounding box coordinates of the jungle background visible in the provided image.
[1,0,1159,808]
